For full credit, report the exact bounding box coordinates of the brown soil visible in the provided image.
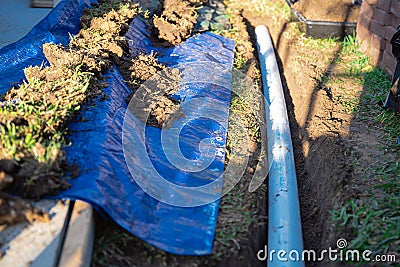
[293,0,360,22]
[153,0,198,46]
[0,0,199,226]
[0,0,139,225]
[124,63,182,127]
[0,193,49,225]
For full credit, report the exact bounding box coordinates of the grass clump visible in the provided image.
[340,34,371,77]
[0,1,140,201]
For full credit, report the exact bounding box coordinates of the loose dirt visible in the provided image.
[293,0,361,22]
[0,0,199,226]
[0,0,140,225]
[153,0,198,46]
[0,193,49,225]
[124,63,182,127]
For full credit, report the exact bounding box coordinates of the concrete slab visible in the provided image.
[58,201,94,267]
[0,200,69,267]
[0,200,94,267]
[0,0,53,49]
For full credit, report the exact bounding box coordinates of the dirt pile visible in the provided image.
[0,193,49,225]
[123,58,182,127]
[0,0,140,225]
[153,0,198,45]
[0,0,201,225]
[293,0,361,22]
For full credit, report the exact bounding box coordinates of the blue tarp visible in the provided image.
[0,0,92,94]
[0,0,235,255]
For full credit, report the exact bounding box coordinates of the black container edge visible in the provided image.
[285,0,357,39]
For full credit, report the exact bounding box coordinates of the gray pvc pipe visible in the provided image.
[255,25,305,266]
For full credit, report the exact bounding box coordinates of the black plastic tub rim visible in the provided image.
[285,0,358,40]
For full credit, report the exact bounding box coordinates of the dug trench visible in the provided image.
[0,0,268,266]
[238,12,355,267]
[238,0,400,266]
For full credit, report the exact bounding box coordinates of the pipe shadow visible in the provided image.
[265,1,398,265]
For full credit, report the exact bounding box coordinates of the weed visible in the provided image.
[302,35,338,49]
[342,33,358,54]
[332,193,399,259]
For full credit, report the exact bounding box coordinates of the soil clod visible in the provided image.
[153,0,198,46]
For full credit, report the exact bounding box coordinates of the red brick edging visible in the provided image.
[356,0,400,78]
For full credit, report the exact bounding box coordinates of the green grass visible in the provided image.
[332,197,399,255]
[358,68,400,142]
[329,36,400,264]
[341,35,371,77]
[214,68,264,259]
[0,66,91,162]
[207,1,267,258]
[332,175,399,261]
[303,35,338,49]
[342,34,359,54]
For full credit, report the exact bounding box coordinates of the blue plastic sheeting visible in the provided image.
[59,18,235,254]
[0,0,94,94]
[0,0,235,255]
